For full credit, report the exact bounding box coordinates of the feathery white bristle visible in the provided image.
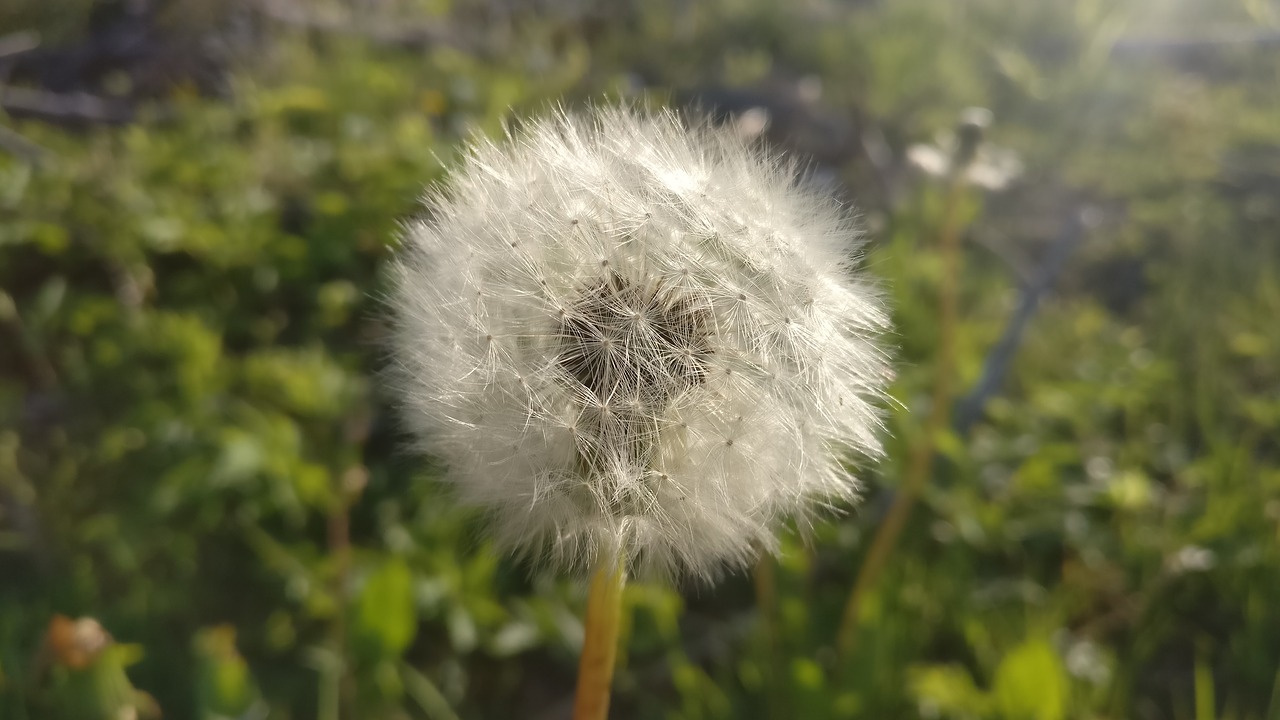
[389,106,889,581]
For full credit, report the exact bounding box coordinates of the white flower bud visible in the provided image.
[389,107,889,581]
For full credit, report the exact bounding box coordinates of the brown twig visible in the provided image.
[254,0,477,51]
[0,86,136,124]
[953,208,1089,435]
[0,31,40,61]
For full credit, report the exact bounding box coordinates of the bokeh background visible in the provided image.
[2,1,1279,718]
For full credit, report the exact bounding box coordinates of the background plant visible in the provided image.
[2,1,1278,719]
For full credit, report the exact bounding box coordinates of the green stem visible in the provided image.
[754,554,785,719]
[836,176,967,665]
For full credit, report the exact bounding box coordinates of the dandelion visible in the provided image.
[837,107,1002,663]
[388,106,888,718]
[906,107,1023,191]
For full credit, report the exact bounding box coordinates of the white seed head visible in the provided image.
[389,106,889,581]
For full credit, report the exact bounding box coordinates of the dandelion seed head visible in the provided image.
[389,106,889,581]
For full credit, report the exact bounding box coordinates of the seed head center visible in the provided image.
[558,272,713,410]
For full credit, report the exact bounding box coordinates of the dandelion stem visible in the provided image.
[835,174,968,664]
[573,557,626,720]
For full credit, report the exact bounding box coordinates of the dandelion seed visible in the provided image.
[389,106,889,582]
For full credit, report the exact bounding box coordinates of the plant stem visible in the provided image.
[753,554,784,719]
[326,495,353,720]
[326,466,366,720]
[836,177,967,664]
[573,558,626,720]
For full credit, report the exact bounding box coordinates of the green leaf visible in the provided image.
[353,558,418,659]
[910,664,989,718]
[402,663,461,720]
[992,640,1067,720]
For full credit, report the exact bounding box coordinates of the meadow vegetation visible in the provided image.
[1,1,1278,718]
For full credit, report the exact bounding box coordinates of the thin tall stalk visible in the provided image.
[754,555,784,719]
[836,115,984,661]
[324,466,366,720]
[573,559,626,720]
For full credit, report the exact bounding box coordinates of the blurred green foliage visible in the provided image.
[2,0,1279,718]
